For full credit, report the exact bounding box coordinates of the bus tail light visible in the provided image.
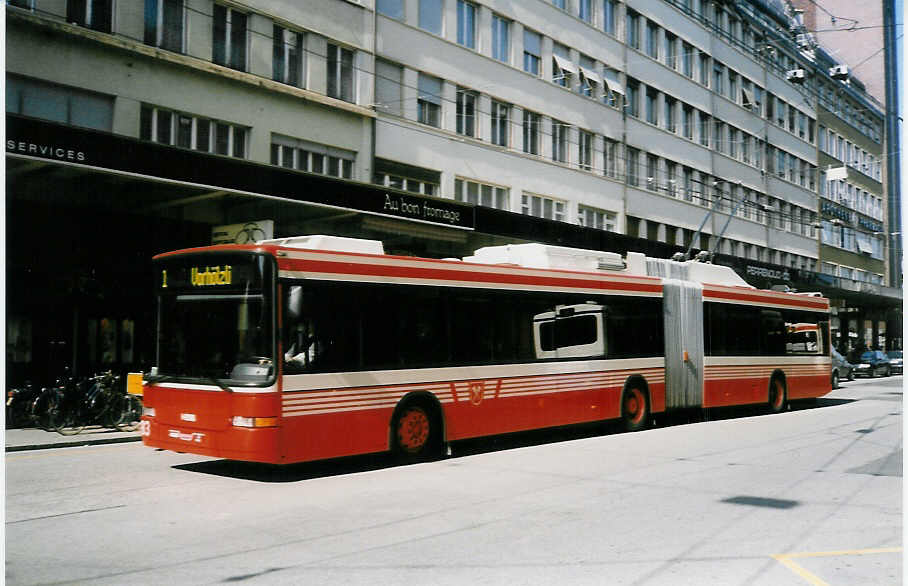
[143,406,156,417]
[232,416,279,428]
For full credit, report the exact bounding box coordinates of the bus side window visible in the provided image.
[533,304,605,360]
[761,310,786,355]
[283,285,315,373]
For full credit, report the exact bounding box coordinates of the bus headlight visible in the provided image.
[143,406,156,417]
[232,416,278,428]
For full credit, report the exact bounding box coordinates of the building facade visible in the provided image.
[5,0,901,383]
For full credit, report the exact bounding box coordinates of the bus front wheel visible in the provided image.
[392,402,440,462]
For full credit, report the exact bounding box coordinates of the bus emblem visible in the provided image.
[469,382,485,405]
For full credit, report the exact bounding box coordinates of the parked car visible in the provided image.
[830,348,854,388]
[886,350,903,375]
[853,350,891,378]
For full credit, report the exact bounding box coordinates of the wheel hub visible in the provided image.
[397,407,429,453]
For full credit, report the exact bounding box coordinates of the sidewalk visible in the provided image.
[5,426,142,452]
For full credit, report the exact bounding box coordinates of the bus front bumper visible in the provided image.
[141,417,283,464]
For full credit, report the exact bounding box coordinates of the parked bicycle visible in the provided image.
[28,370,143,435]
[41,371,90,435]
[87,371,143,432]
[29,370,83,432]
[6,381,39,429]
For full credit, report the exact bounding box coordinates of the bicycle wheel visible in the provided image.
[115,395,143,432]
[51,395,84,436]
[30,391,57,431]
[101,392,127,429]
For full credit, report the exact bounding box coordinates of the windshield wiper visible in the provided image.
[144,374,176,384]
[206,377,233,393]
[145,373,233,392]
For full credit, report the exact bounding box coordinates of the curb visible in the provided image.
[6,435,143,452]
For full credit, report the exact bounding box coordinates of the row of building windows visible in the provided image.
[626,215,818,270]
[138,105,357,181]
[14,0,882,151]
[140,105,248,158]
[817,85,883,144]
[376,0,819,151]
[625,10,819,148]
[624,149,818,237]
[7,74,114,131]
[25,0,885,182]
[373,172,439,196]
[820,262,885,285]
[820,221,885,260]
[659,0,883,146]
[11,0,360,104]
[382,64,825,219]
[819,126,883,182]
[819,176,885,222]
[270,134,355,180]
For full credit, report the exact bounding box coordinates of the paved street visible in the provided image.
[6,377,901,585]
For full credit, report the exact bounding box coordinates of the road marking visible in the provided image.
[772,547,902,585]
[7,504,127,524]
[5,442,139,459]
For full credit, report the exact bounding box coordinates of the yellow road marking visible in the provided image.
[772,547,902,586]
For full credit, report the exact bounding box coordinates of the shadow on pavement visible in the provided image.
[173,453,399,482]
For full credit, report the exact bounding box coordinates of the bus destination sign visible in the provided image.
[190,265,233,287]
[156,253,270,293]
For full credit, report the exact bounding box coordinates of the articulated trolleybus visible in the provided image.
[140,235,831,464]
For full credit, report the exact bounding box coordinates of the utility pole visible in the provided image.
[883,0,902,288]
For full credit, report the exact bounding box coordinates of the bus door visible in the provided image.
[662,280,704,409]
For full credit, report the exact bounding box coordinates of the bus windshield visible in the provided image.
[154,252,275,385]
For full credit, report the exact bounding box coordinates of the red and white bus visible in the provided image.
[140,235,831,464]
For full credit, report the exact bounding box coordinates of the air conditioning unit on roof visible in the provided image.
[786,69,806,83]
[829,64,849,80]
[796,33,812,48]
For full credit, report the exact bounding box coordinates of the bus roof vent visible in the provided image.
[465,243,627,272]
[645,257,753,287]
[258,235,385,255]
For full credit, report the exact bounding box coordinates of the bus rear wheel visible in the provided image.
[621,386,649,432]
[392,403,439,461]
[768,377,787,414]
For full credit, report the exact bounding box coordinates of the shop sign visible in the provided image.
[211,220,274,245]
[380,193,463,226]
[6,138,87,163]
[821,200,852,223]
[746,265,791,282]
[858,217,883,233]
